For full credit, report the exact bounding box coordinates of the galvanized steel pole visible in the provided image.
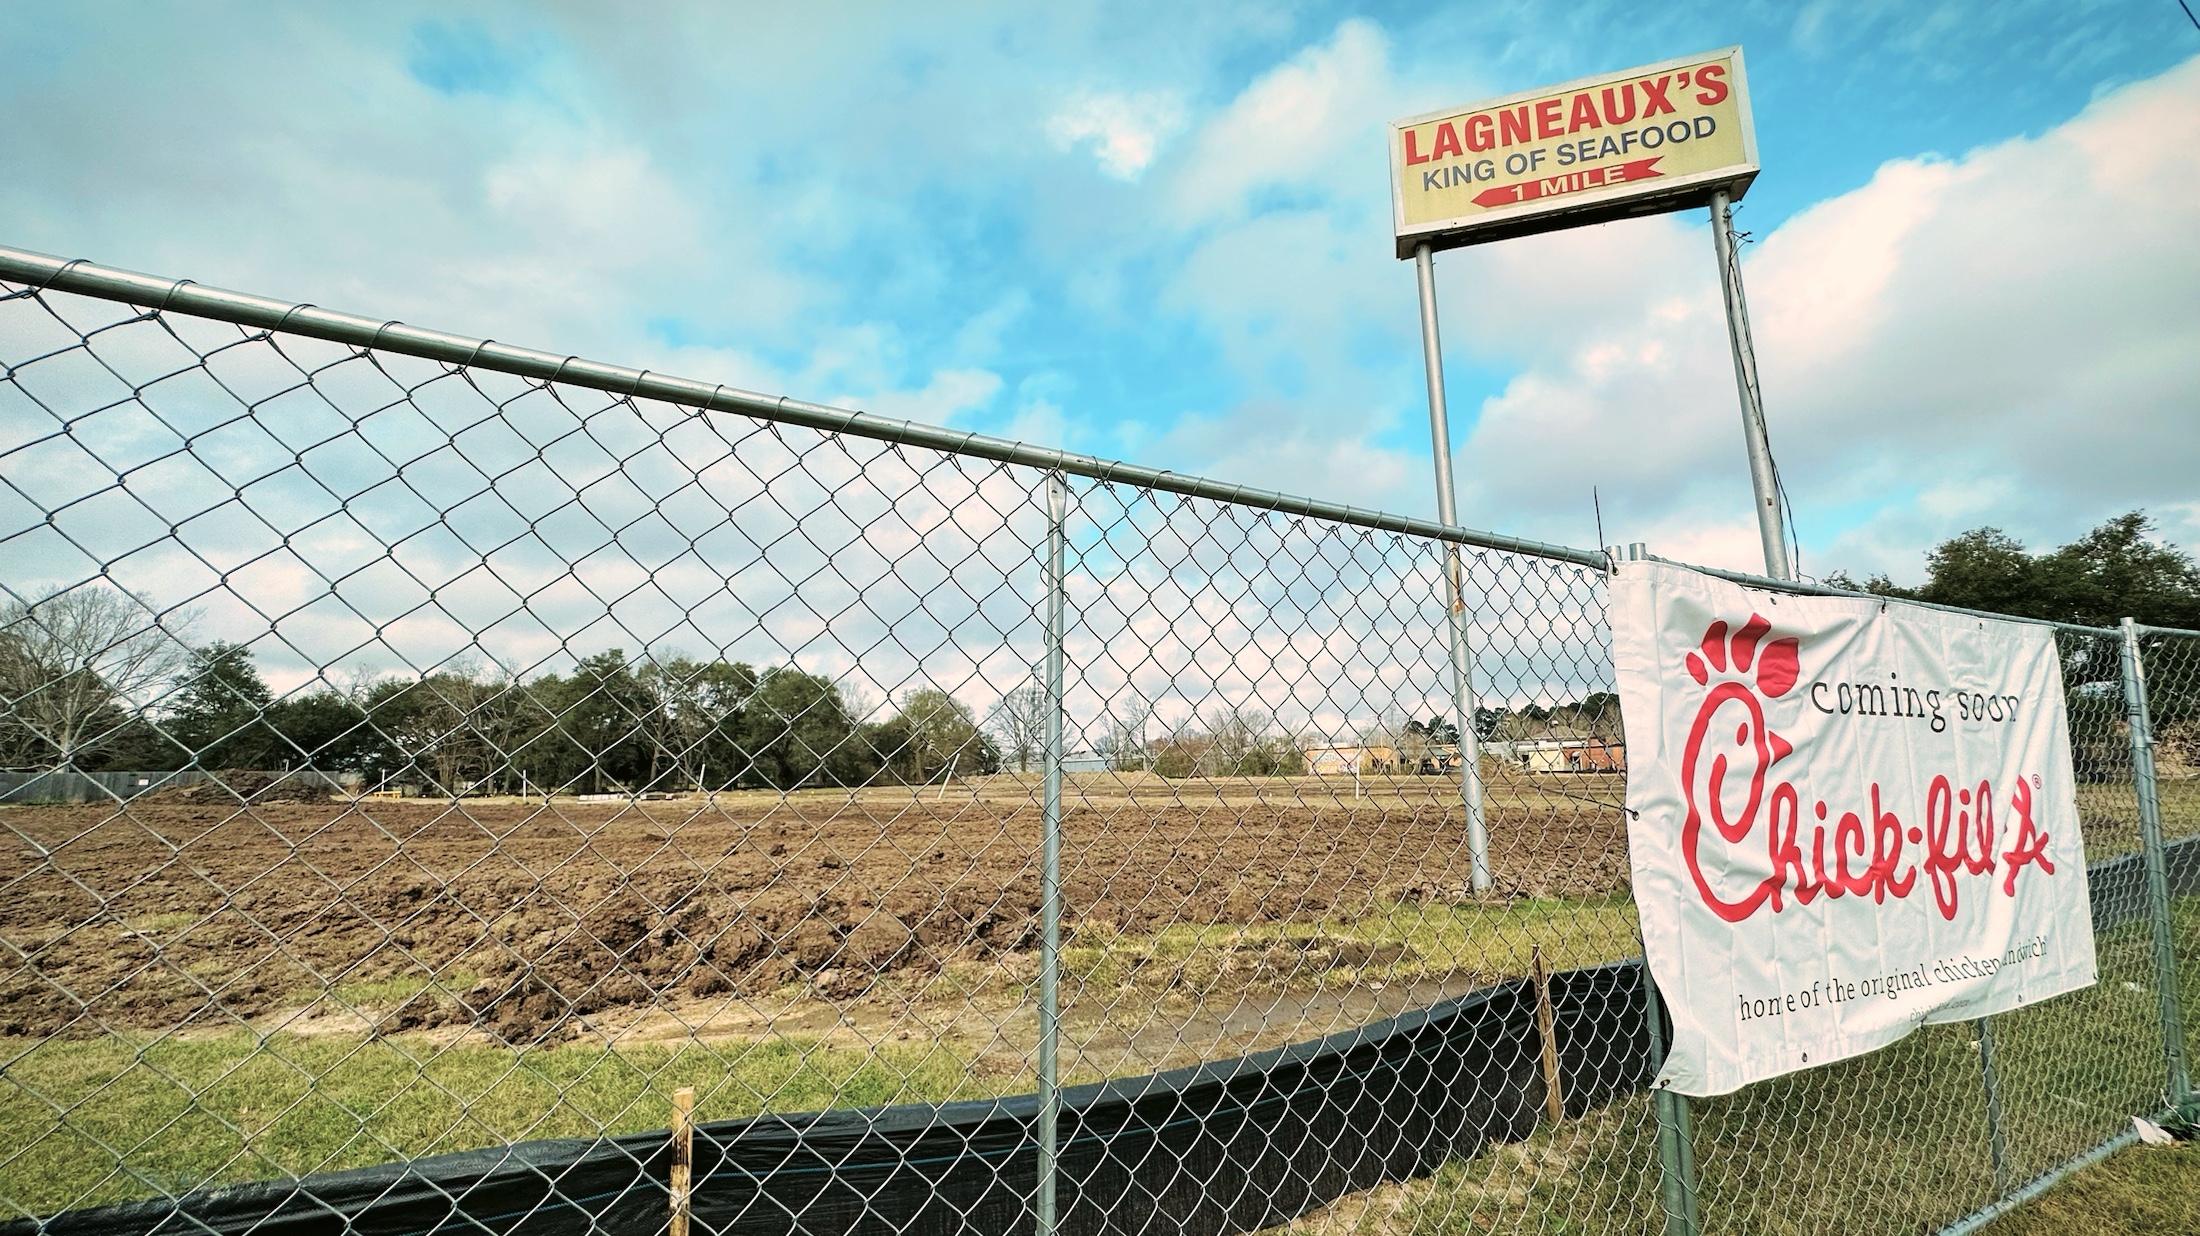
[1642,969,1702,1236]
[1977,1017,2011,1197]
[1035,472,1069,1235]
[1412,243,1491,894]
[1709,190,1792,581]
[2121,617,2190,1103]
[1620,541,1702,1236]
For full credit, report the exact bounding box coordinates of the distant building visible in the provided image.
[1507,738,1626,774]
[1414,743,1463,775]
[1301,744,1399,775]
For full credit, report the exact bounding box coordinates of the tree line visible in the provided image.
[1828,511,2200,633]
[15,512,2187,790]
[1,591,1003,792]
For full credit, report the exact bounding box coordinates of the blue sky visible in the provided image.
[3,1,2196,583]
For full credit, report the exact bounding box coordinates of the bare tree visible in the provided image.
[0,585,189,768]
[1106,694,1151,772]
[988,680,1048,773]
[1208,705,1285,777]
[1363,707,1429,771]
[416,658,530,795]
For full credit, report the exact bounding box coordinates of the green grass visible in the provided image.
[1990,1140,2200,1234]
[328,971,481,1009]
[2159,778,2200,842]
[1062,894,1646,995]
[2080,777,2200,860]
[123,913,199,936]
[0,1033,979,1217]
[1983,882,2200,1235]
[1285,902,2198,1235]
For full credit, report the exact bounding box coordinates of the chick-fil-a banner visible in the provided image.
[1612,560,2096,1096]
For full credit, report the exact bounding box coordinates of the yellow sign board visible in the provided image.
[1390,48,1758,257]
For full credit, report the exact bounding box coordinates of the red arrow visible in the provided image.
[1472,157,1663,209]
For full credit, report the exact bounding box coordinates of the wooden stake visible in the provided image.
[670,1086,695,1236]
[1533,945,1564,1123]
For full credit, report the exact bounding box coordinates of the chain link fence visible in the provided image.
[0,249,2192,1235]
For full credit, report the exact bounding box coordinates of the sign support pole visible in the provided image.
[1413,243,1491,895]
[1708,188,1792,582]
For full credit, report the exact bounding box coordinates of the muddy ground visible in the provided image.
[0,774,1630,1045]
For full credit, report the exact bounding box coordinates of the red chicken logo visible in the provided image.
[1680,616,1802,919]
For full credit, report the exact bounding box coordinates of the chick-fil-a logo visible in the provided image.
[1679,615,2057,924]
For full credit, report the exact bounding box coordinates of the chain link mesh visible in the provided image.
[0,270,2192,1235]
[2133,628,2200,851]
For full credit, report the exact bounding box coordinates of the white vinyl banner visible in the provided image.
[1612,560,2097,1096]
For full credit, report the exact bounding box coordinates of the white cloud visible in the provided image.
[1167,18,1396,223]
[1127,21,1435,507]
[857,368,1005,428]
[482,144,693,261]
[469,142,703,319]
[1005,396,1070,448]
[1451,55,2200,579]
[1046,89,1186,181]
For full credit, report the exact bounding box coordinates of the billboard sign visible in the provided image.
[1390,48,1758,257]
[1611,560,2097,1096]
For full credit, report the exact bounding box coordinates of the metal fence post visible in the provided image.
[1411,243,1492,894]
[1976,1017,2011,1197]
[1035,471,1069,1235]
[1622,541,1702,1236]
[1642,969,1702,1236]
[2121,617,2190,1104]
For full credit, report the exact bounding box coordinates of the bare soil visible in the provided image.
[142,769,337,805]
[0,773,1629,1045]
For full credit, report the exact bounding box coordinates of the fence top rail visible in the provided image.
[8,244,2193,647]
[0,245,1608,567]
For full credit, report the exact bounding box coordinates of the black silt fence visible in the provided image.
[2088,832,2200,933]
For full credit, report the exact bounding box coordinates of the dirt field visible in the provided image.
[0,772,1631,1049]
